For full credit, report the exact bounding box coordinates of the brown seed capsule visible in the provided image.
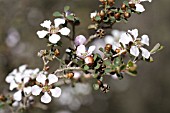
[54,49,60,56]
[99,10,105,18]
[129,3,136,8]
[96,29,105,38]
[114,13,121,20]
[66,72,74,79]
[84,56,94,66]
[121,4,126,11]
[105,44,112,52]
[124,12,131,18]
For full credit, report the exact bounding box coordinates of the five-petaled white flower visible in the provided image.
[37,18,70,44]
[76,45,96,59]
[129,0,152,12]
[31,74,61,104]
[5,65,39,101]
[119,29,150,59]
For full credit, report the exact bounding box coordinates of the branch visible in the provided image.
[85,34,98,45]
[54,67,81,74]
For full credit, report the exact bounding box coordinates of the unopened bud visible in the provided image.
[105,44,112,53]
[124,12,131,18]
[99,10,105,18]
[108,0,115,6]
[84,56,94,66]
[129,3,136,8]
[121,4,126,11]
[54,49,60,56]
[66,72,74,79]
[44,66,50,71]
[114,13,121,20]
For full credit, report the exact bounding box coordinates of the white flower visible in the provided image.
[5,65,40,101]
[119,29,150,59]
[104,30,125,50]
[37,18,70,44]
[74,35,87,46]
[90,11,97,18]
[129,0,152,12]
[76,45,96,59]
[31,74,61,104]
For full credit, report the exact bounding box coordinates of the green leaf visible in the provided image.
[53,11,63,17]
[84,65,89,70]
[95,15,101,21]
[110,16,116,22]
[105,68,112,73]
[64,6,70,12]
[93,84,99,90]
[93,74,98,78]
[150,43,164,54]
[123,1,129,6]
[120,64,126,71]
[104,60,111,66]
[95,63,101,69]
[99,47,104,52]
[67,15,75,21]
[114,57,121,66]
[127,60,133,67]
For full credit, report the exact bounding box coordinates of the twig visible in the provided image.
[85,34,98,45]
[54,67,81,74]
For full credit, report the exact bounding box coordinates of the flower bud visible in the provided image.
[108,0,115,6]
[84,56,94,66]
[54,49,60,56]
[124,12,131,18]
[129,3,136,8]
[105,44,112,53]
[44,66,50,71]
[99,10,105,18]
[114,13,121,20]
[121,4,126,11]
[66,72,74,79]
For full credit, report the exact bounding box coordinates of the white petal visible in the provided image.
[54,18,65,27]
[19,65,27,73]
[119,33,133,45]
[31,85,42,96]
[10,69,17,75]
[49,34,61,44]
[59,27,70,36]
[5,75,14,83]
[87,45,96,55]
[12,101,19,107]
[74,35,87,46]
[23,87,32,95]
[76,45,86,58]
[14,74,22,83]
[141,35,149,46]
[128,29,138,40]
[140,47,150,59]
[48,74,58,85]
[104,35,115,44]
[135,4,145,12]
[10,81,18,90]
[90,11,97,18]
[130,46,140,57]
[50,87,61,98]
[36,74,47,85]
[37,30,49,38]
[40,20,51,29]
[41,92,52,103]
[140,0,152,2]
[13,90,22,101]
[111,30,120,38]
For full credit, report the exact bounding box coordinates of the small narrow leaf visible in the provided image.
[64,6,70,12]
[53,11,63,17]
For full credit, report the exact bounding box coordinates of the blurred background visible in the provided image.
[0,0,169,113]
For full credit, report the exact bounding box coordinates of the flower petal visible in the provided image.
[59,27,70,36]
[74,35,87,46]
[49,34,61,44]
[50,87,62,98]
[14,74,22,83]
[31,85,42,96]
[36,74,46,85]
[54,18,65,27]
[48,74,58,85]
[130,46,140,57]
[141,35,149,46]
[87,45,96,56]
[119,33,133,46]
[41,92,52,103]
[19,65,27,73]
[10,81,18,90]
[90,11,97,18]
[140,47,150,59]
[37,30,49,38]
[40,20,51,29]
[76,45,86,58]
[128,29,138,40]
[135,4,145,12]
[13,90,22,101]
[23,87,32,95]
[5,75,14,83]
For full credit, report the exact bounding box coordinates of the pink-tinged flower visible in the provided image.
[119,29,150,59]
[5,65,39,101]
[37,18,70,44]
[31,74,61,104]
[74,35,87,46]
[129,0,152,12]
[76,45,96,59]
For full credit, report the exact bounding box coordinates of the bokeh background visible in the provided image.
[0,0,169,113]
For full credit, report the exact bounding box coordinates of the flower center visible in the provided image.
[50,25,59,34]
[42,85,52,93]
